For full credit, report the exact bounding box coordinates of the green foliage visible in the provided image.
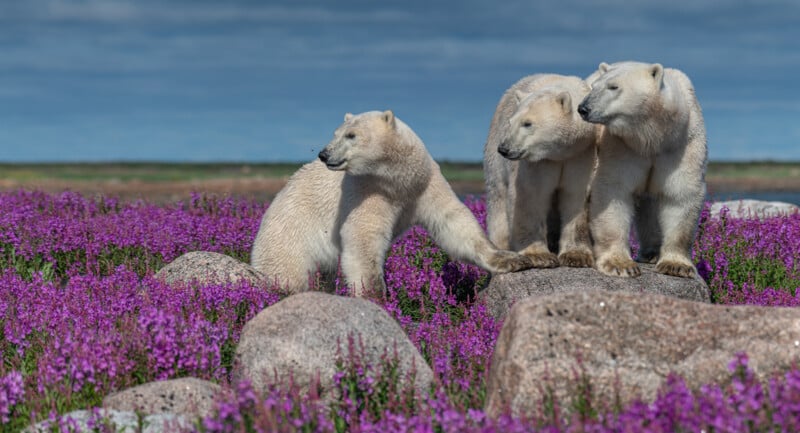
[331,336,421,432]
[0,245,55,282]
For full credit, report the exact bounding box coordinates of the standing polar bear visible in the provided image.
[578,61,707,278]
[484,74,597,268]
[251,110,533,296]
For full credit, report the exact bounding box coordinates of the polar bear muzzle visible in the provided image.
[318,148,347,170]
[497,140,524,160]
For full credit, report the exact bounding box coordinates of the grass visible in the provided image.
[2,160,799,185]
[706,161,800,179]
[0,162,304,182]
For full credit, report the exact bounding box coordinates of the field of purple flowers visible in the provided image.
[0,189,799,432]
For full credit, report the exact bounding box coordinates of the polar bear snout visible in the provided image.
[318,148,330,163]
[577,101,591,119]
[497,141,524,160]
[318,148,347,170]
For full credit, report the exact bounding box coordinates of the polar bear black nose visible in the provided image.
[497,142,511,157]
[577,103,590,118]
[318,149,330,163]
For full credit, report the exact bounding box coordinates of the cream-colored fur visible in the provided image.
[578,61,707,278]
[251,110,532,296]
[484,74,597,268]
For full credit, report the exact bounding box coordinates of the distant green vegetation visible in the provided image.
[1,160,798,183]
[0,162,304,182]
[706,161,800,179]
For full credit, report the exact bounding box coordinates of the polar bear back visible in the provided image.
[250,161,344,290]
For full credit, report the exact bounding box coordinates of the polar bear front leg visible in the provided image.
[650,145,706,278]
[653,185,704,278]
[415,173,533,274]
[590,146,650,277]
[557,150,595,267]
[485,183,511,250]
[591,193,640,277]
[510,162,560,267]
[339,197,398,297]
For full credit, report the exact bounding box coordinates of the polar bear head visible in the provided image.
[318,110,402,175]
[499,84,594,162]
[577,61,665,133]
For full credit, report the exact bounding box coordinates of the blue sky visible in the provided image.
[0,0,798,162]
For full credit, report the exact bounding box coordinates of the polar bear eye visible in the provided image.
[522,121,533,128]
[607,84,619,91]
[345,132,356,140]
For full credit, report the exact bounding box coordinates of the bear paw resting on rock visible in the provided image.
[484,74,597,269]
[251,110,532,296]
[579,61,707,278]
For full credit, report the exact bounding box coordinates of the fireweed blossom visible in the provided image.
[1,191,799,431]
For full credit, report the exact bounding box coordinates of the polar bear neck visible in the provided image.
[611,72,691,157]
[354,120,433,200]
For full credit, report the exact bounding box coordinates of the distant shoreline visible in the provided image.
[1,160,798,204]
[1,177,799,205]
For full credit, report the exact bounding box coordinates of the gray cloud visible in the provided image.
[0,0,798,161]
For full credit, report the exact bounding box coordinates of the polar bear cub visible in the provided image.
[251,110,533,296]
[484,74,597,268]
[578,61,707,278]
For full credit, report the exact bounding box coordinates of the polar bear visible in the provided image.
[577,61,707,278]
[484,74,597,268]
[251,110,532,296]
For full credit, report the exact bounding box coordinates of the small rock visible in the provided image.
[156,251,264,286]
[233,292,433,400]
[24,409,190,433]
[709,199,799,220]
[485,290,800,418]
[103,377,221,420]
[481,263,709,320]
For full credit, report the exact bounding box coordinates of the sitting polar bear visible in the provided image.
[578,61,707,278]
[484,74,597,268]
[251,110,533,296]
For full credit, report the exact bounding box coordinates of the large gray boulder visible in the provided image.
[709,199,799,220]
[155,251,264,286]
[24,409,190,433]
[233,292,433,400]
[485,290,800,418]
[103,378,221,420]
[482,263,709,319]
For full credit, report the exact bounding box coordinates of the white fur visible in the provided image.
[579,61,707,278]
[484,74,597,268]
[251,111,532,296]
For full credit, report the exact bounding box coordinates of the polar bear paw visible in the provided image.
[523,251,559,268]
[597,255,641,277]
[656,259,696,278]
[558,249,594,268]
[487,250,534,273]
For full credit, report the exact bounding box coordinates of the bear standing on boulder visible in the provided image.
[484,74,597,268]
[578,61,707,278]
[251,110,532,296]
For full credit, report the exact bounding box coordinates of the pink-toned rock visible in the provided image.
[485,290,800,418]
[103,377,221,419]
[233,291,433,400]
[155,251,264,286]
[481,263,709,320]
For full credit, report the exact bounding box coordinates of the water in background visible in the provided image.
[708,191,800,206]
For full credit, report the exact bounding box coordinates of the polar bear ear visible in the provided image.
[598,62,610,73]
[514,90,528,103]
[556,91,572,115]
[344,113,354,122]
[382,110,396,128]
[649,63,664,86]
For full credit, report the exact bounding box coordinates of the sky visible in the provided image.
[0,0,798,163]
